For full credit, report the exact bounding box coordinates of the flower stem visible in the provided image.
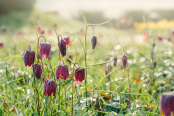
[71,64,75,116]
[84,25,89,106]
[127,63,131,105]
[58,35,61,110]
[37,79,40,116]
[64,80,67,109]
[50,96,52,116]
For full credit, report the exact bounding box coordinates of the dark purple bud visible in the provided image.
[0,42,3,48]
[47,80,56,96]
[33,63,42,79]
[122,55,127,69]
[23,50,35,67]
[58,39,66,57]
[91,35,97,49]
[56,65,69,80]
[75,67,85,83]
[160,93,174,116]
[44,80,49,96]
[113,56,117,67]
[39,42,51,59]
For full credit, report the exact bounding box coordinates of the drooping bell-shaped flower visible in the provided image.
[91,35,97,49]
[121,55,127,69]
[44,80,49,96]
[160,93,174,116]
[23,50,35,67]
[33,63,42,79]
[46,80,56,96]
[39,42,51,59]
[63,37,70,46]
[75,67,85,83]
[0,42,3,49]
[58,39,66,57]
[56,64,69,80]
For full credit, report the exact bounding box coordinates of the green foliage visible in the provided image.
[0,9,174,116]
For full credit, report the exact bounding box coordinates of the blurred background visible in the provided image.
[1,0,174,30]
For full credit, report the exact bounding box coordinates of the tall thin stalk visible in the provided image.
[37,79,40,116]
[50,96,52,116]
[64,80,67,114]
[84,25,88,106]
[71,64,75,116]
[127,63,130,105]
[57,35,61,109]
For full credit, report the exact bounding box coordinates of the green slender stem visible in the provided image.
[57,35,61,110]
[64,80,67,109]
[127,63,131,106]
[71,64,75,116]
[37,79,40,116]
[50,96,52,116]
[84,25,89,106]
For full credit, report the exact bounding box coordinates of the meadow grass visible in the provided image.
[0,9,174,116]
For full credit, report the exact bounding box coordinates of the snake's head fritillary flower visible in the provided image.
[33,63,42,79]
[23,50,35,67]
[44,80,49,96]
[63,37,70,46]
[121,55,127,69]
[39,42,51,59]
[0,42,3,49]
[47,80,56,96]
[75,67,85,83]
[160,93,174,116]
[91,35,97,49]
[37,25,42,33]
[58,39,66,57]
[158,36,163,42]
[56,65,69,80]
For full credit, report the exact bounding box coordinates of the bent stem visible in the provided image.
[37,79,40,116]
[81,13,111,106]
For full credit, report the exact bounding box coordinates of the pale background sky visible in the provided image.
[35,0,174,19]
